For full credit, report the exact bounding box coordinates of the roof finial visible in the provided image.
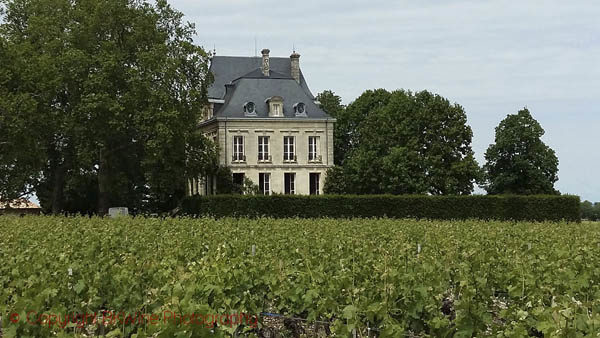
[293,43,295,53]
[213,44,216,56]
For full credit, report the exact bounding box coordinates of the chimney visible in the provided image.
[261,48,270,76]
[290,51,300,83]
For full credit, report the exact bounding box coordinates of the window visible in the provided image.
[284,173,296,195]
[294,102,306,116]
[244,102,256,115]
[308,136,320,161]
[258,136,270,161]
[309,173,320,195]
[267,96,284,117]
[283,136,295,161]
[233,136,245,162]
[259,173,270,195]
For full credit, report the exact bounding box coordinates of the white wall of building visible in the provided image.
[197,118,335,195]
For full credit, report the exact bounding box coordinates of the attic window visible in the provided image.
[272,104,282,116]
[294,102,307,116]
[266,96,284,117]
[244,102,256,115]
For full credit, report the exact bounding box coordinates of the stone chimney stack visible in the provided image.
[261,49,270,76]
[290,51,300,83]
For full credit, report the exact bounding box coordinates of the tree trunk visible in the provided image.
[51,164,66,214]
[97,149,110,216]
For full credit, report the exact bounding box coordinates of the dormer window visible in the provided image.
[266,96,284,117]
[273,104,281,116]
[294,102,307,116]
[244,101,256,116]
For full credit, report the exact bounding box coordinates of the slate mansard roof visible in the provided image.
[206,55,332,119]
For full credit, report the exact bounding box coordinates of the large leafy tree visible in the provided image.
[483,108,559,195]
[0,32,45,202]
[0,0,215,214]
[317,89,394,166]
[325,89,480,195]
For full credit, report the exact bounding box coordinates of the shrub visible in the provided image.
[180,194,580,222]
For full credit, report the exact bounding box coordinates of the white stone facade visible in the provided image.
[194,117,334,195]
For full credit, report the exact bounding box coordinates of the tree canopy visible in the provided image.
[323,89,481,195]
[0,0,216,214]
[581,200,600,221]
[483,108,559,195]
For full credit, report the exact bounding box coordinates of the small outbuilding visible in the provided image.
[0,199,42,216]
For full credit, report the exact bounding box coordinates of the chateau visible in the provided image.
[191,49,335,195]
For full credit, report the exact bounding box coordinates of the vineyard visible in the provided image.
[1,216,599,337]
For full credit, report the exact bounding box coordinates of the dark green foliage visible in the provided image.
[212,167,260,195]
[36,170,98,215]
[213,167,238,194]
[240,177,260,195]
[0,19,46,202]
[181,194,580,222]
[0,0,215,214]
[319,89,481,195]
[323,166,348,194]
[484,108,559,195]
[581,200,600,221]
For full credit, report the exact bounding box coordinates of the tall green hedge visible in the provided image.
[180,194,581,222]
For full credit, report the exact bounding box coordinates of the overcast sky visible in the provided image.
[172,0,600,201]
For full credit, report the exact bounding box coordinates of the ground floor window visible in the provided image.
[284,173,296,195]
[309,173,320,195]
[259,173,271,195]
